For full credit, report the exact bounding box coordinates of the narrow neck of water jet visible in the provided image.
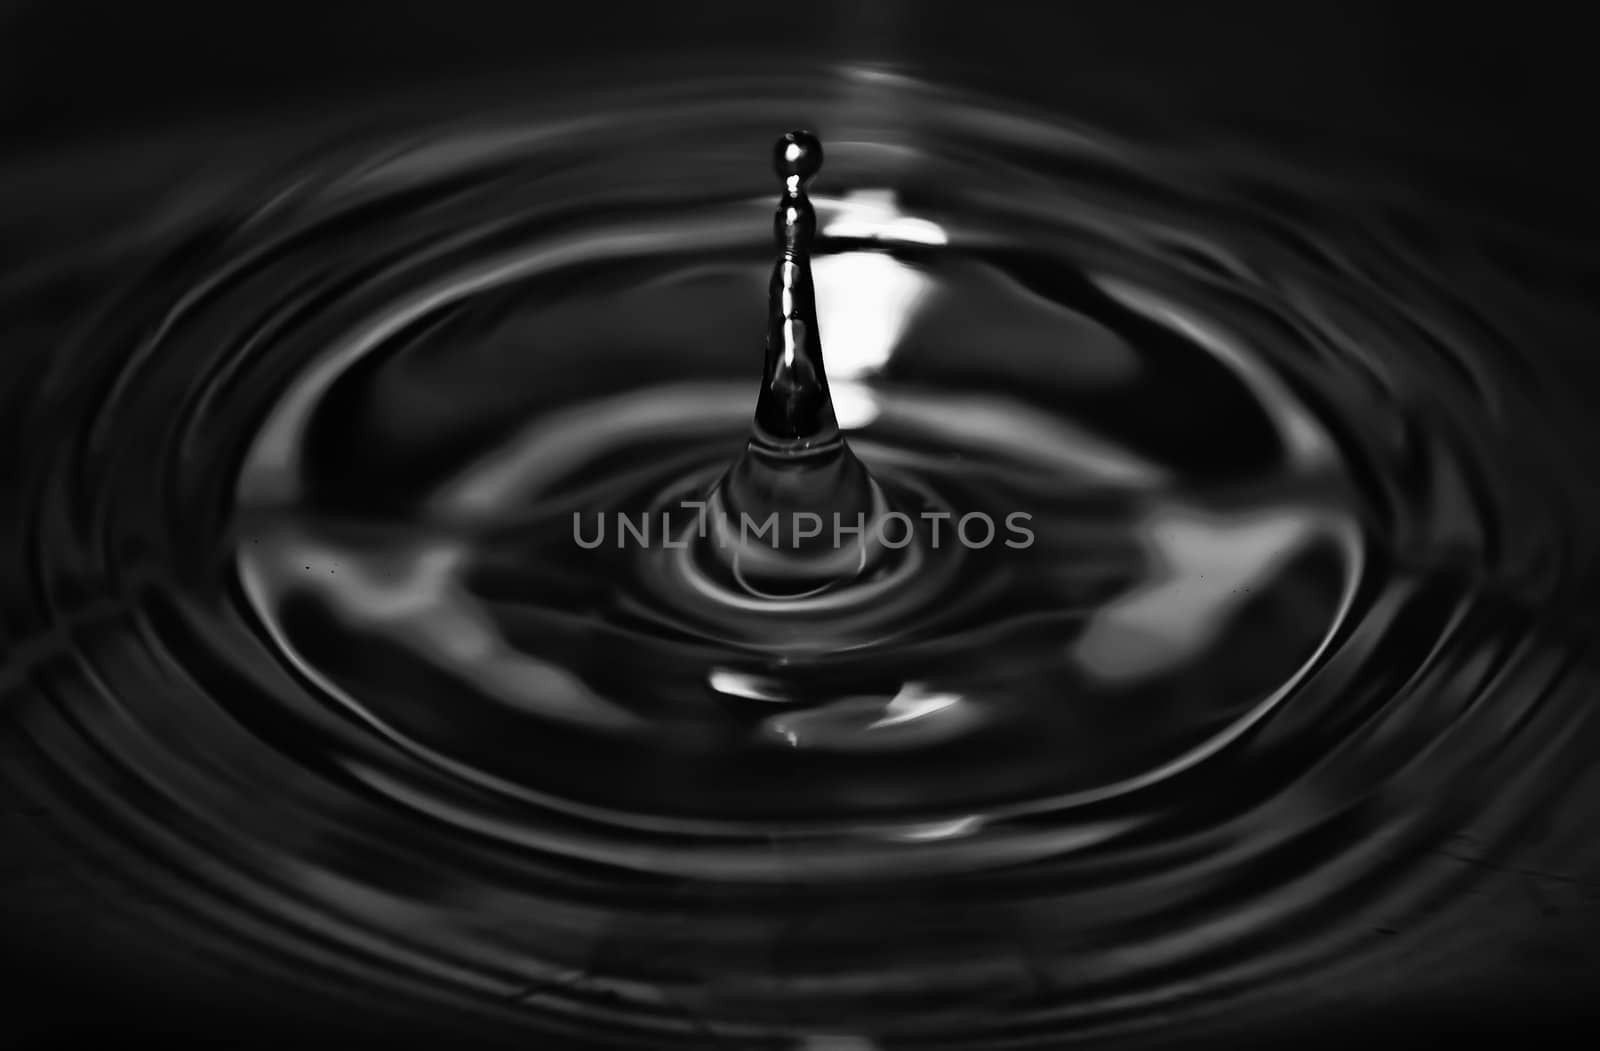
[708,131,894,597]
[753,133,838,450]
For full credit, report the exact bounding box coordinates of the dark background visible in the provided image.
[1,0,1596,234]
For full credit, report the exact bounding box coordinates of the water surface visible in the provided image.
[3,68,1599,1047]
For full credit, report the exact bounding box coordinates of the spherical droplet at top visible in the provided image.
[773,130,823,189]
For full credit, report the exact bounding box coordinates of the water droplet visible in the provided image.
[704,131,904,598]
